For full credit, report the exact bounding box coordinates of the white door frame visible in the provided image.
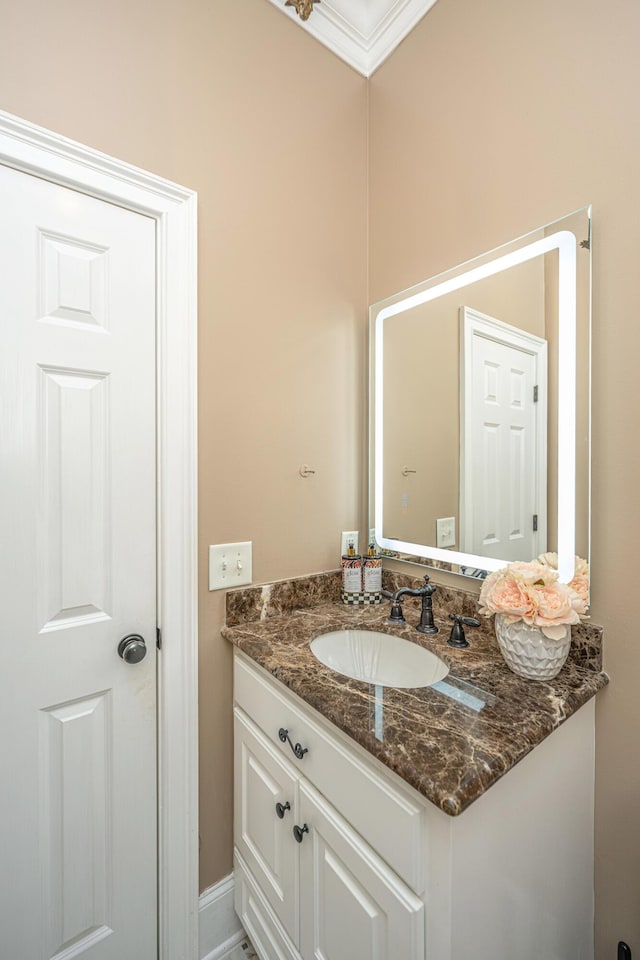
[459,305,548,560]
[0,110,199,960]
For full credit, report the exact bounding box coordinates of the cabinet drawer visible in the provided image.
[234,652,426,893]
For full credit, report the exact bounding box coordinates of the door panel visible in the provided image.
[0,164,157,959]
[472,336,536,558]
[38,365,111,631]
[299,782,424,960]
[461,306,547,564]
[40,692,113,957]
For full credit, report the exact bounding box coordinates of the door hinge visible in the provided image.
[533,514,538,532]
[533,385,539,403]
[156,626,162,650]
[580,217,591,251]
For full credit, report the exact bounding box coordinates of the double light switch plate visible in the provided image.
[209,541,253,590]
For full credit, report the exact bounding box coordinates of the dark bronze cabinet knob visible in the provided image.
[293,823,309,844]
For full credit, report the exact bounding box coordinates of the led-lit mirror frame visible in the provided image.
[370,217,588,584]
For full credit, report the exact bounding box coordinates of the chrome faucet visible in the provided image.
[382,575,439,635]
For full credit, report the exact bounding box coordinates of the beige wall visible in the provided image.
[2,0,638,948]
[369,0,640,953]
[0,0,368,891]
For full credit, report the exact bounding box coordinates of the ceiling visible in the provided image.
[264,0,439,77]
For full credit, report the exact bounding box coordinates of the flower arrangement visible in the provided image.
[478,554,589,641]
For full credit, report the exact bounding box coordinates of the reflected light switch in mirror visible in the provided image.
[209,542,253,590]
[436,517,456,549]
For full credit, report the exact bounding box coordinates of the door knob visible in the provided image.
[118,634,147,664]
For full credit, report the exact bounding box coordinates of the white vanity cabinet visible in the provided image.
[234,694,424,960]
[234,654,424,960]
[233,650,596,960]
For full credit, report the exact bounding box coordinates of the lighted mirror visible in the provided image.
[369,207,591,585]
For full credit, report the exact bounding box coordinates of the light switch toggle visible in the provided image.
[209,541,253,590]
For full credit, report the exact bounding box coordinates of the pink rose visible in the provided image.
[568,573,589,609]
[478,557,589,640]
[480,572,538,620]
[508,560,558,585]
[538,552,559,569]
[539,552,589,581]
[535,583,580,638]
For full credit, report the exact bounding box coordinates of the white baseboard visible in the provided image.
[199,873,245,960]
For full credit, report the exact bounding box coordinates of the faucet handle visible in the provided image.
[381,590,406,624]
[447,613,481,649]
[387,596,406,623]
[421,574,436,594]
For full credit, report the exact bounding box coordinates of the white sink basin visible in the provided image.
[310,630,449,688]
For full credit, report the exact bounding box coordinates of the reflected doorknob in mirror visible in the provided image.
[118,634,147,664]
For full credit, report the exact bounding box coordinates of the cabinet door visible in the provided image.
[298,782,424,960]
[234,708,300,945]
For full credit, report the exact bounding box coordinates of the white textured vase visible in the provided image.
[494,614,571,681]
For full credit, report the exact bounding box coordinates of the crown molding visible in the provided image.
[265,0,438,76]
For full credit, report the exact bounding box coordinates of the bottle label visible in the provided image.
[342,558,362,593]
[363,558,382,593]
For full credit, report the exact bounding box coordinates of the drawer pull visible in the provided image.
[293,823,309,844]
[275,801,291,819]
[278,727,309,760]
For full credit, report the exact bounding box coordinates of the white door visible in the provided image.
[460,308,547,563]
[0,164,158,958]
[298,782,424,960]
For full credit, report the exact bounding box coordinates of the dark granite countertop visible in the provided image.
[223,572,608,817]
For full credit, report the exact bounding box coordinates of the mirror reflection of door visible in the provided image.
[460,307,547,562]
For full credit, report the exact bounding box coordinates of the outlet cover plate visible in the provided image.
[436,517,456,549]
[209,541,253,591]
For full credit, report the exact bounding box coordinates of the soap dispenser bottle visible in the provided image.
[341,539,362,604]
[362,542,382,603]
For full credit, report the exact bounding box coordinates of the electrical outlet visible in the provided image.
[436,517,456,549]
[209,541,253,590]
[341,530,359,556]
